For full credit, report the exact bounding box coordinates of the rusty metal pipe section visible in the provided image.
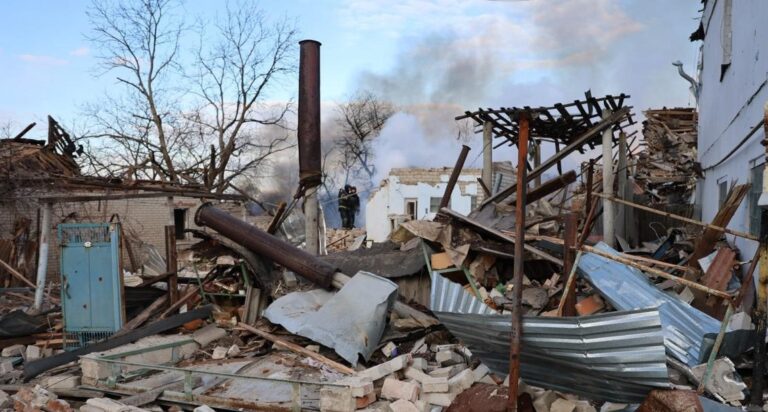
[297,40,322,190]
[439,145,471,209]
[195,203,335,288]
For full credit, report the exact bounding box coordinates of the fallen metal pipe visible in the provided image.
[196,204,439,327]
[195,204,335,288]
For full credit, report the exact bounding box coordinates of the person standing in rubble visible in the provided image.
[348,186,360,228]
[338,185,351,229]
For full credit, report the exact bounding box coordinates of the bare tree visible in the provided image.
[334,91,395,183]
[87,0,183,182]
[189,3,296,193]
[84,0,296,192]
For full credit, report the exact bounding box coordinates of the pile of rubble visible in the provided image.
[635,108,699,204]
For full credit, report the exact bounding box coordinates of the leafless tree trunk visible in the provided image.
[189,3,296,193]
[334,91,395,182]
[84,0,296,192]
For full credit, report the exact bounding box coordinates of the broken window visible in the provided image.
[404,199,417,220]
[718,180,728,208]
[750,164,764,236]
[429,197,442,213]
[174,208,187,240]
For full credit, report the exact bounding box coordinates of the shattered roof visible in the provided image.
[0,140,80,181]
[456,91,635,151]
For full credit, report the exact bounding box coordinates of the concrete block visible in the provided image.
[282,270,299,288]
[550,398,576,412]
[409,338,427,354]
[414,400,429,412]
[41,375,80,390]
[211,346,228,360]
[358,354,412,381]
[0,359,14,374]
[320,386,356,412]
[382,342,398,357]
[533,390,558,412]
[381,377,420,402]
[573,401,597,412]
[80,406,105,412]
[421,392,456,407]
[404,368,448,393]
[472,364,490,381]
[336,376,374,397]
[411,357,428,371]
[390,399,420,412]
[359,401,395,412]
[192,324,227,347]
[356,392,377,409]
[479,374,497,385]
[25,345,42,361]
[448,368,475,393]
[2,344,24,357]
[226,344,240,357]
[435,350,463,366]
[428,364,466,379]
[193,406,216,412]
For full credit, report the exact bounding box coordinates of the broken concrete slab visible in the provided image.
[435,350,463,366]
[691,358,746,403]
[192,324,227,347]
[404,368,449,393]
[390,399,420,412]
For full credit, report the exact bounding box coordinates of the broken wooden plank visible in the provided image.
[237,322,355,375]
[0,257,37,289]
[687,184,751,274]
[582,245,732,299]
[597,193,757,241]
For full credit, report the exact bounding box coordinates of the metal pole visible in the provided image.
[533,140,541,188]
[616,131,628,242]
[297,39,322,255]
[508,114,529,411]
[601,108,615,248]
[32,202,52,311]
[483,121,493,196]
[439,145,471,209]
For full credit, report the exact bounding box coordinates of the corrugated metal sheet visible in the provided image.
[578,242,722,366]
[430,273,669,403]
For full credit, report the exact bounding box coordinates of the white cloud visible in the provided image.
[69,47,90,57]
[18,54,69,66]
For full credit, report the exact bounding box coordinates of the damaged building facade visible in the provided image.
[693,0,768,260]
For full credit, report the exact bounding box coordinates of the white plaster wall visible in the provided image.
[365,172,479,242]
[697,0,768,261]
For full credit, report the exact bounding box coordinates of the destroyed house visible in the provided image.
[692,0,768,260]
[365,162,514,242]
[0,118,246,284]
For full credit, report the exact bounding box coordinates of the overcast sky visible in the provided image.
[0,0,702,178]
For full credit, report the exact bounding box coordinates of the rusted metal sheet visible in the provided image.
[194,204,335,288]
[297,40,322,189]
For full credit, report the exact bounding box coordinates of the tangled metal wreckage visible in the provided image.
[0,42,762,412]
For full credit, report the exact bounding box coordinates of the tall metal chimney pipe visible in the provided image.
[297,40,322,188]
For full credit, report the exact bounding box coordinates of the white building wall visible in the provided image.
[697,0,768,261]
[366,172,479,242]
